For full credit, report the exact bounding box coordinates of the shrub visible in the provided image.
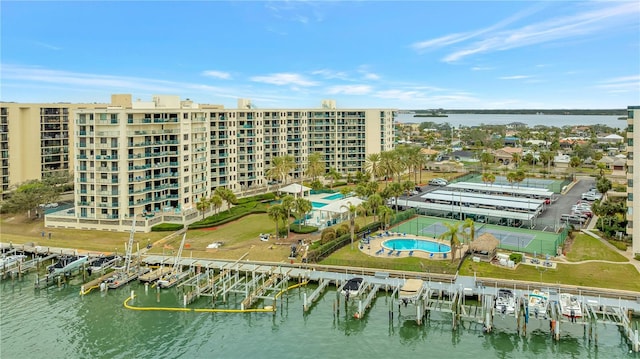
[321,228,336,244]
[336,223,349,237]
[635,254,640,261]
[291,225,318,234]
[509,253,523,264]
[608,240,628,251]
[151,223,184,232]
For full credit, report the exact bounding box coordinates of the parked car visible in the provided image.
[414,186,423,193]
[429,179,447,186]
[561,214,587,224]
[581,192,602,201]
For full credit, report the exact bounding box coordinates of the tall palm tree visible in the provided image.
[379,151,398,187]
[326,167,341,189]
[341,201,358,249]
[209,193,222,215]
[280,195,295,235]
[388,182,404,215]
[306,152,325,182]
[439,222,461,263]
[293,197,312,230]
[267,155,296,185]
[378,205,393,230]
[214,187,236,214]
[365,153,383,182]
[196,198,209,220]
[267,204,287,239]
[366,193,383,222]
[462,218,476,255]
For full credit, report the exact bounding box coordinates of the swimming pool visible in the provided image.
[312,202,327,208]
[382,238,450,253]
[323,193,343,200]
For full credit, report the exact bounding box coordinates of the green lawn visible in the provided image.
[459,260,640,292]
[321,244,459,274]
[566,233,628,262]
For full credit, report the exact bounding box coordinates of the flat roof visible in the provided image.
[421,190,544,211]
[447,182,553,197]
[394,199,535,220]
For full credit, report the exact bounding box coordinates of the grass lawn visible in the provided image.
[0,214,168,253]
[321,244,460,274]
[148,214,300,262]
[566,233,628,262]
[459,260,640,292]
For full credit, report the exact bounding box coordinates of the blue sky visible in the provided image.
[1,1,639,109]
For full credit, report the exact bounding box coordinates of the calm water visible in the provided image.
[1,273,638,359]
[396,113,625,129]
[382,238,451,253]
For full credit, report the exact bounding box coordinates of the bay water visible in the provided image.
[1,274,637,359]
[395,113,625,129]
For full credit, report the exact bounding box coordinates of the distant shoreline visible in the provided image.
[408,109,626,116]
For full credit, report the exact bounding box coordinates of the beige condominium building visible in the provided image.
[625,105,639,256]
[0,102,105,198]
[41,94,395,232]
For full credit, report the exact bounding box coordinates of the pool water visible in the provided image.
[311,202,327,208]
[322,193,343,200]
[382,238,450,253]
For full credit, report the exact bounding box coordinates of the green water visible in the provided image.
[1,274,638,359]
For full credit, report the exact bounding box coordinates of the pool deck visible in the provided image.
[359,232,467,260]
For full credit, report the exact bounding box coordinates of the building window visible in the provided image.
[629,193,634,201]
[629,110,634,119]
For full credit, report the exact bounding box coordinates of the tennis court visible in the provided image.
[391,215,564,256]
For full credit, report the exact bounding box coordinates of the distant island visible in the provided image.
[414,113,448,118]
[408,109,626,116]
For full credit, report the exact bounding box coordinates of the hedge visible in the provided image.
[151,223,184,232]
[290,225,319,234]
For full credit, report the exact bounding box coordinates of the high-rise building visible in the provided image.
[40,94,395,232]
[0,102,104,198]
[625,105,639,256]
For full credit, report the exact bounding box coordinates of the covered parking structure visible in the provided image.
[421,190,545,215]
[446,182,554,202]
[391,197,539,228]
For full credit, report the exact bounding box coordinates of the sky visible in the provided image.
[1,1,639,110]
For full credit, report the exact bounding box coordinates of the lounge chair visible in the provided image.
[429,253,434,258]
[388,249,394,255]
[409,251,414,257]
[396,251,401,257]
[375,248,384,255]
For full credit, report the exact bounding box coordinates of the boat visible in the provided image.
[47,255,88,276]
[340,277,364,299]
[559,293,582,320]
[0,254,27,268]
[527,289,549,319]
[495,289,516,315]
[88,254,119,273]
[157,231,190,289]
[398,278,425,312]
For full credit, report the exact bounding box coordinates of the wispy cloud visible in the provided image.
[411,4,543,52]
[250,72,318,86]
[440,2,639,62]
[326,85,372,95]
[596,75,640,93]
[202,70,231,80]
[499,75,533,80]
[34,41,62,51]
[311,69,349,80]
[0,64,241,100]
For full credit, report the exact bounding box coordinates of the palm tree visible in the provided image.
[341,201,358,249]
[340,186,351,199]
[326,167,341,189]
[366,193,383,222]
[379,151,398,187]
[209,193,222,215]
[462,218,476,254]
[439,222,461,263]
[196,197,209,220]
[293,197,312,230]
[267,204,287,239]
[514,169,526,188]
[388,182,404,215]
[480,152,494,173]
[267,155,296,185]
[365,153,383,183]
[506,172,517,187]
[280,195,295,236]
[378,205,393,230]
[357,201,370,225]
[306,152,325,182]
[214,187,236,214]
